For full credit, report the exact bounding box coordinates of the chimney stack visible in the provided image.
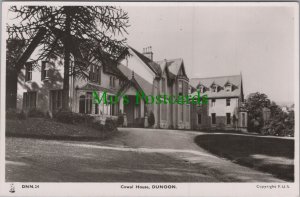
[142,46,153,61]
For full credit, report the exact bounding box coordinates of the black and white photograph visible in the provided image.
[0,1,299,197]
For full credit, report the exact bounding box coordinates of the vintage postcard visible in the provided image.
[0,1,299,197]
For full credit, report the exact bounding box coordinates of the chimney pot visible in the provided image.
[142,46,154,61]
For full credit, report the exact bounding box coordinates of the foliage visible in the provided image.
[6,39,26,73]
[245,92,270,132]
[262,110,294,137]
[6,108,28,120]
[6,117,115,141]
[18,110,28,120]
[7,6,130,78]
[6,108,19,119]
[117,113,124,126]
[104,117,118,131]
[89,121,105,131]
[7,6,130,109]
[28,108,45,118]
[148,111,155,127]
[53,111,117,132]
[54,110,93,124]
[245,92,294,136]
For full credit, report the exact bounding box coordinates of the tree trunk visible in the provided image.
[6,69,18,109]
[7,28,46,110]
[62,9,71,111]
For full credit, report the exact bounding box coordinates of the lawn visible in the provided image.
[194,134,294,181]
[6,117,117,141]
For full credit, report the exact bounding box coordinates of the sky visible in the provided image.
[123,3,298,104]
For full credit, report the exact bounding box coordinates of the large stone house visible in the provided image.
[17,46,191,129]
[189,75,248,131]
[18,49,127,121]
[117,47,190,129]
[17,45,246,131]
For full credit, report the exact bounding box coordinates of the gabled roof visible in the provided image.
[210,81,219,87]
[196,83,207,89]
[156,58,187,79]
[128,46,162,76]
[190,75,242,98]
[94,47,127,79]
[118,63,153,95]
[76,83,118,94]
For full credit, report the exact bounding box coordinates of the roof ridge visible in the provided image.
[156,58,183,63]
[191,74,241,80]
[128,46,162,75]
[129,46,151,61]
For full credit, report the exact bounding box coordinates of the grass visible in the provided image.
[6,117,117,141]
[194,134,294,182]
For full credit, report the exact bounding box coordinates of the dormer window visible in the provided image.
[197,84,206,93]
[200,86,203,93]
[200,86,205,93]
[225,81,233,92]
[211,85,218,92]
[226,85,231,92]
[210,82,219,93]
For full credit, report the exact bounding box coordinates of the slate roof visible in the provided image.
[77,83,118,94]
[118,63,153,95]
[190,75,242,98]
[166,58,184,76]
[94,48,127,79]
[129,46,162,76]
[156,58,186,79]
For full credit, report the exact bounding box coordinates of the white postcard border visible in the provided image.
[0,2,299,197]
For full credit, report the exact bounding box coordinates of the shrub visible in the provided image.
[54,111,93,124]
[6,109,27,120]
[148,111,155,127]
[117,113,124,126]
[104,117,117,131]
[6,108,18,119]
[28,108,45,118]
[261,111,295,137]
[18,110,27,120]
[90,121,105,131]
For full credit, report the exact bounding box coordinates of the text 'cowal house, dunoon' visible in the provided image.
[15,44,248,131]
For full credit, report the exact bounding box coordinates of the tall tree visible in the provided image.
[245,92,271,132]
[7,6,129,110]
[245,92,294,136]
[6,39,26,109]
